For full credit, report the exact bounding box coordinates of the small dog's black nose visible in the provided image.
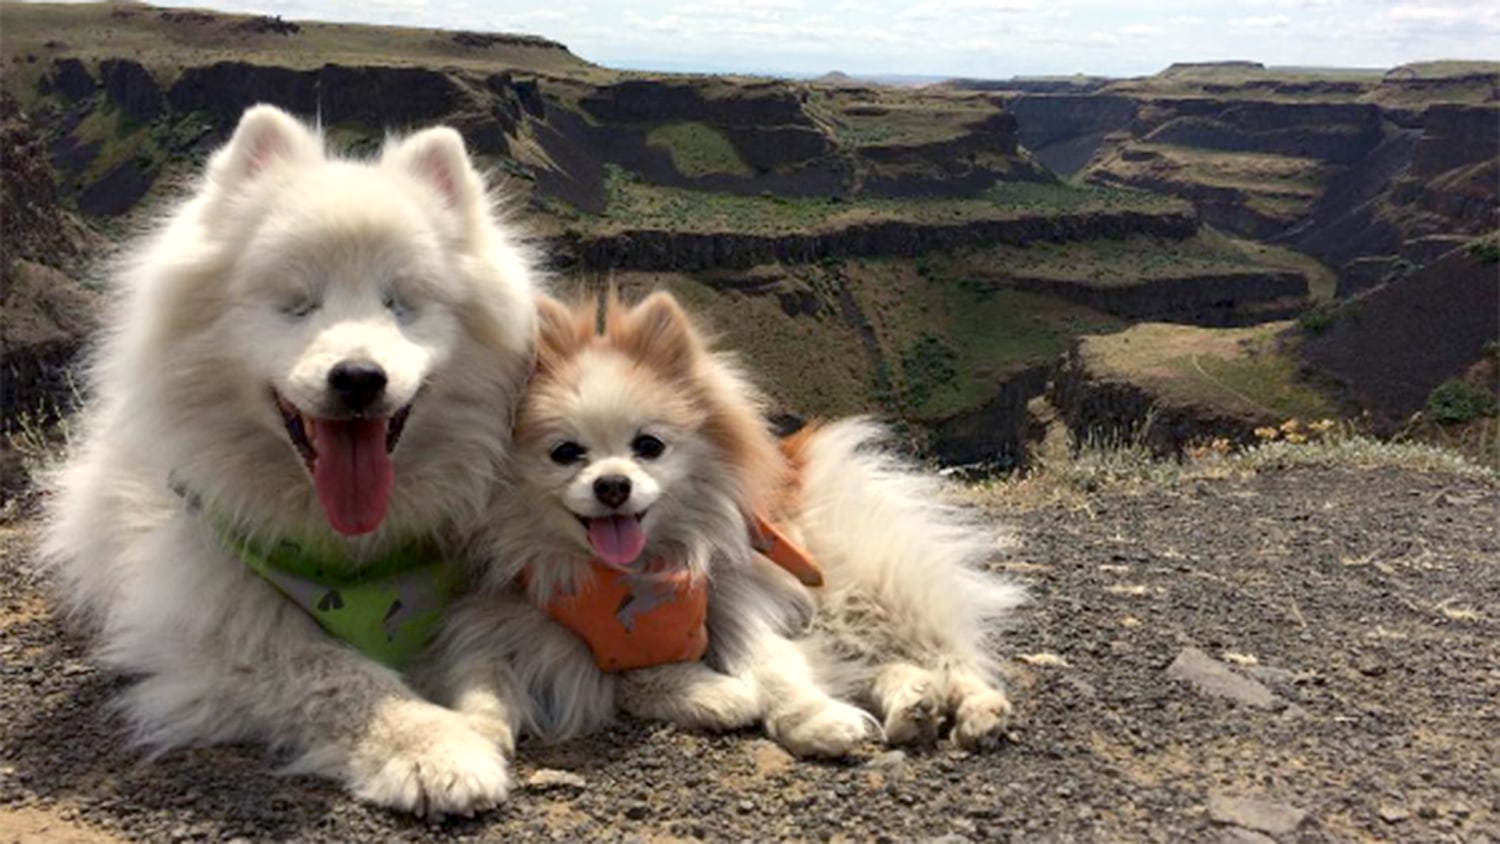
[593,475,632,509]
[328,360,387,413]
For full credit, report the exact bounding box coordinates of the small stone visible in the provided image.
[1218,829,1277,844]
[737,799,755,813]
[865,750,907,770]
[624,802,649,820]
[525,769,586,791]
[1208,794,1308,836]
[1169,648,1278,710]
[1378,804,1410,823]
[1247,665,1295,685]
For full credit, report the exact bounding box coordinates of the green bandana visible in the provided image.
[224,531,463,670]
[174,474,462,669]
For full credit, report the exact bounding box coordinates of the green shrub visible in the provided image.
[1425,379,1499,424]
[899,332,958,409]
[1467,238,1500,264]
[1297,302,1339,334]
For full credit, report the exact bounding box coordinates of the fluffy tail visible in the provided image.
[786,418,1025,675]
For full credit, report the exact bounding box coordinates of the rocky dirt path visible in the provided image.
[1,463,1496,842]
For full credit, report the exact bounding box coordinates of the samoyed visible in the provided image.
[42,105,537,814]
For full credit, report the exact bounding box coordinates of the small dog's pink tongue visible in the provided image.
[309,417,393,536]
[587,515,646,567]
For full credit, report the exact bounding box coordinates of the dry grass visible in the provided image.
[964,427,1494,516]
[1077,321,1336,421]
[1,1,599,103]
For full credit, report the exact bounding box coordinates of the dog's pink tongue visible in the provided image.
[587,515,646,568]
[309,417,393,536]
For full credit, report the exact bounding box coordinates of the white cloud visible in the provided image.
[1232,14,1291,28]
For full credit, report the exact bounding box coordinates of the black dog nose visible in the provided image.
[593,475,632,509]
[328,360,387,413]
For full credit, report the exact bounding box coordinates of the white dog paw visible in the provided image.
[882,678,945,746]
[951,689,1014,752]
[769,699,873,759]
[346,700,511,816]
[463,710,517,757]
[619,665,762,731]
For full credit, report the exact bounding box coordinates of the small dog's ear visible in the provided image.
[207,105,322,192]
[383,127,485,222]
[534,295,590,372]
[617,291,701,379]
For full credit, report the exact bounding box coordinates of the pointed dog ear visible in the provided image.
[206,105,323,192]
[612,291,704,380]
[382,127,486,223]
[533,295,593,375]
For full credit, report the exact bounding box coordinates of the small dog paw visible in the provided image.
[346,700,511,816]
[463,709,517,757]
[769,699,874,759]
[882,678,945,746]
[951,689,1013,752]
[619,665,762,731]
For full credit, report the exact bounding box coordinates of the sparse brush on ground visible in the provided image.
[2,407,75,520]
[966,413,1495,512]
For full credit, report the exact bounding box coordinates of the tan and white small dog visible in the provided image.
[430,289,1025,757]
[430,292,875,759]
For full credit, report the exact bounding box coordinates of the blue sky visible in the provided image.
[68,0,1500,78]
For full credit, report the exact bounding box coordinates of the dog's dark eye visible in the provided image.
[549,441,587,465]
[280,297,319,319]
[383,292,415,324]
[631,434,666,460]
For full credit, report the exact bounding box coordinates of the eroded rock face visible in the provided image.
[166,62,466,127]
[580,79,813,128]
[928,365,1050,467]
[100,59,161,124]
[549,209,1198,272]
[1,91,75,267]
[1298,247,1499,428]
[0,92,100,432]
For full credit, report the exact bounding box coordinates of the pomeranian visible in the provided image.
[428,291,875,759]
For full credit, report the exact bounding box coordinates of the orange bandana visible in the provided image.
[541,567,708,672]
[534,517,821,673]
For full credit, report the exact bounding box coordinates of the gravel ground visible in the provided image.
[2,463,1497,842]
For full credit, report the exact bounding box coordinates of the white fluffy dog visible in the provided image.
[42,105,537,814]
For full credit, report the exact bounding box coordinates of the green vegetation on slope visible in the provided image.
[598,167,1184,233]
[940,227,1327,291]
[645,122,752,177]
[847,260,1124,418]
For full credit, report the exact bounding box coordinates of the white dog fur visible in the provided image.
[41,104,537,814]
[782,419,1027,749]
